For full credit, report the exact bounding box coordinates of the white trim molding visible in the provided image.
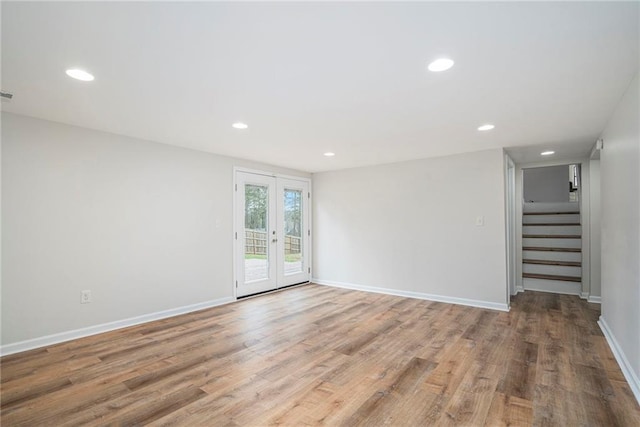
[523,284,581,297]
[0,297,234,357]
[598,317,640,405]
[587,295,602,304]
[313,278,509,312]
[580,291,590,300]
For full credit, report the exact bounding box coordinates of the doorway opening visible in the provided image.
[234,170,311,298]
[521,164,582,295]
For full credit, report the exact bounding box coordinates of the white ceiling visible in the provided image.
[2,2,638,172]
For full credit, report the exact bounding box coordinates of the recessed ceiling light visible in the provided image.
[232,122,248,129]
[477,124,495,131]
[324,152,335,157]
[65,69,94,81]
[427,58,454,72]
[541,151,555,156]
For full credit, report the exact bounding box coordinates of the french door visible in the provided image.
[235,171,310,297]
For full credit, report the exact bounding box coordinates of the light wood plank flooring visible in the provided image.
[1,284,639,426]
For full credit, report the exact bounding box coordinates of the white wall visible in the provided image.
[1,113,308,348]
[0,112,3,348]
[589,159,601,299]
[599,73,640,400]
[523,165,569,202]
[312,148,508,310]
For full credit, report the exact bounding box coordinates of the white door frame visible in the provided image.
[233,167,312,299]
[234,171,278,297]
[504,154,517,301]
[514,158,591,298]
[277,177,311,287]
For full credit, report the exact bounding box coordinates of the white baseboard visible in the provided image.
[312,278,509,312]
[598,317,640,405]
[580,291,589,300]
[587,295,602,304]
[515,286,525,294]
[0,296,235,357]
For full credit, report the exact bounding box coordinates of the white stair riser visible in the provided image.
[523,238,581,248]
[522,225,581,235]
[522,250,582,262]
[523,278,581,295]
[523,202,580,214]
[523,263,581,277]
[523,214,580,224]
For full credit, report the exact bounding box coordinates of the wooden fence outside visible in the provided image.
[245,230,300,255]
[284,234,301,255]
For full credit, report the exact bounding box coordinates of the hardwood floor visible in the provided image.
[1,284,639,426]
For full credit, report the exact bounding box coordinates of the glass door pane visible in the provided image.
[283,189,303,276]
[244,184,269,282]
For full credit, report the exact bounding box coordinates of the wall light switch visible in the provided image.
[81,290,92,304]
[475,216,484,226]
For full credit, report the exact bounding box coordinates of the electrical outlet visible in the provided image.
[81,290,92,304]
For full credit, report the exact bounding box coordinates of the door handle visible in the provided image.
[272,238,278,243]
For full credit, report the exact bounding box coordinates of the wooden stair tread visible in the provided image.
[523,234,581,239]
[523,259,581,267]
[523,246,581,252]
[523,223,581,226]
[523,211,580,215]
[523,273,581,282]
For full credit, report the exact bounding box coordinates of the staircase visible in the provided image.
[522,202,582,295]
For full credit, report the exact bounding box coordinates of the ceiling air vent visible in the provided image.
[1,91,14,101]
